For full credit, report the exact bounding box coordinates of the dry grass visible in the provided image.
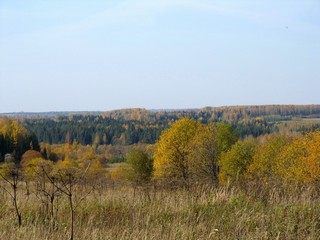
[0,183,319,240]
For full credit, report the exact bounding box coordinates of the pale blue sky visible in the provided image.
[1,0,319,112]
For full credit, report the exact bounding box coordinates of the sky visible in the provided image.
[0,0,320,112]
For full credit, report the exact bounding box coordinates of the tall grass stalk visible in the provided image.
[0,183,319,239]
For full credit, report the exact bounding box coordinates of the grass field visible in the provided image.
[0,183,319,240]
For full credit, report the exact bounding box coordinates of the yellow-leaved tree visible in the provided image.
[22,158,59,229]
[276,131,320,184]
[153,118,199,186]
[219,139,257,184]
[248,135,292,182]
[190,123,238,186]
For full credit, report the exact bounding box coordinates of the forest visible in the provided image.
[0,105,319,239]
[9,104,320,147]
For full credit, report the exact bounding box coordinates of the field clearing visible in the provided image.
[275,118,320,123]
[301,118,320,122]
[0,184,319,240]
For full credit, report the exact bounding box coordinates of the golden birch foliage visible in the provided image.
[219,140,257,184]
[83,147,96,160]
[248,135,292,180]
[190,125,218,174]
[86,159,105,179]
[277,131,320,184]
[0,118,28,145]
[56,157,78,169]
[305,133,320,181]
[189,124,219,184]
[72,140,79,151]
[23,158,53,180]
[64,143,72,159]
[0,162,18,178]
[12,121,21,145]
[153,118,199,181]
[190,123,238,183]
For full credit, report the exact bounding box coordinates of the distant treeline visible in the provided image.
[18,105,320,145]
[23,116,167,145]
[102,105,320,122]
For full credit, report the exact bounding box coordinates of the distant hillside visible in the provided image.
[2,105,320,121]
[2,105,320,146]
[102,105,320,122]
[0,111,102,118]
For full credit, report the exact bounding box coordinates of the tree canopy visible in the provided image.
[0,117,40,162]
[154,118,199,184]
[154,118,238,186]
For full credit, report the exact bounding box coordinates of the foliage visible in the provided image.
[153,118,199,184]
[0,162,21,179]
[123,149,153,185]
[1,115,320,239]
[0,117,40,162]
[14,105,320,148]
[248,135,292,181]
[23,115,167,146]
[219,139,257,184]
[189,123,237,186]
[189,124,219,185]
[214,123,239,154]
[23,158,53,181]
[276,131,320,184]
[21,150,44,166]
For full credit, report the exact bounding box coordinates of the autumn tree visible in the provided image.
[0,117,40,162]
[219,139,257,184]
[189,124,218,185]
[23,158,59,228]
[276,131,320,184]
[0,162,23,226]
[21,150,44,165]
[20,150,45,195]
[124,149,153,185]
[248,135,292,182]
[190,123,237,186]
[215,123,239,155]
[46,163,92,240]
[153,118,199,186]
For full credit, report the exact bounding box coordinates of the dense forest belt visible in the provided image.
[23,116,167,145]
[15,105,320,145]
